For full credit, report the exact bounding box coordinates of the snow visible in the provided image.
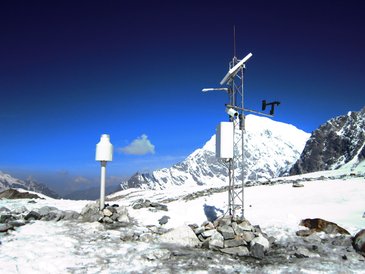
[123,114,310,190]
[1,172,365,273]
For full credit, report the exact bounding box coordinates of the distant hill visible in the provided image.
[290,106,365,175]
[0,171,59,198]
[65,184,121,200]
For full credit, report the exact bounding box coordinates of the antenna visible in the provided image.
[233,25,236,59]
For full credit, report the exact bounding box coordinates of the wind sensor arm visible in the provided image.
[262,100,281,115]
[220,52,253,85]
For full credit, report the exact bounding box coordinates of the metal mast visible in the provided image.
[203,33,279,220]
[224,55,248,219]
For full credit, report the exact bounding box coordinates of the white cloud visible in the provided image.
[118,134,155,155]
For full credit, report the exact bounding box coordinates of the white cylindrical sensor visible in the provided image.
[96,134,113,162]
[96,134,113,210]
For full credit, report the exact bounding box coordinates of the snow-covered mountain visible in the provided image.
[0,171,59,198]
[290,106,365,175]
[122,115,310,190]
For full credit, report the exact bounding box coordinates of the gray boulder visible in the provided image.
[24,211,41,221]
[158,215,170,226]
[209,231,224,250]
[250,243,265,260]
[160,225,200,247]
[0,207,10,213]
[0,223,13,233]
[37,206,58,217]
[224,238,247,248]
[80,202,103,222]
[353,229,365,256]
[294,246,320,258]
[221,246,249,257]
[250,234,270,251]
[217,225,235,240]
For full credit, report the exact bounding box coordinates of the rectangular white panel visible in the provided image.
[216,122,233,159]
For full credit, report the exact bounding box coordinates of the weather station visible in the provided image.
[95,134,113,210]
[203,29,280,219]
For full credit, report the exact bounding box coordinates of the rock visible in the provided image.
[250,243,265,259]
[150,202,168,211]
[353,229,365,256]
[80,202,103,222]
[292,182,304,187]
[37,206,58,217]
[102,208,114,217]
[221,246,249,257]
[0,214,15,223]
[117,214,130,224]
[143,249,170,260]
[0,223,13,233]
[12,206,28,214]
[0,207,10,213]
[214,216,232,227]
[0,189,42,199]
[160,226,200,247]
[42,210,65,221]
[201,229,216,238]
[296,229,314,237]
[63,210,80,220]
[241,231,255,243]
[158,215,170,225]
[24,211,41,221]
[116,206,127,214]
[193,226,205,235]
[331,235,352,247]
[8,220,26,227]
[209,231,224,250]
[204,222,215,230]
[224,238,247,248]
[299,218,350,235]
[120,228,135,241]
[232,220,253,235]
[294,246,320,258]
[139,233,154,242]
[101,217,114,224]
[217,225,235,240]
[250,234,270,251]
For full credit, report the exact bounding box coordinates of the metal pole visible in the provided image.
[240,67,245,218]
[99,161,107,210]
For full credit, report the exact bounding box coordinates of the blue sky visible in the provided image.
[0,1,364,195]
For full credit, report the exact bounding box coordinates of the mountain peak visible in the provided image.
[122,115,310,190]
[290,106,365,175]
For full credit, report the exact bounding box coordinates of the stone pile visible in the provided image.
[0,205,79,233]
[191,216,273,259]
[80,202,131,227]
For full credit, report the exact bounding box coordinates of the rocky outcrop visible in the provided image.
[291,106,365,175]
[0,172,59,198]
[191,216,273,260]
[132,199,168,211]
[353,229,365,256]
[296,218,350,236]
[0,189,42,199]
[0,205,80,234]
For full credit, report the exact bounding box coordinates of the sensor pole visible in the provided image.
[95,134,113,211]
[99,161,107,210]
